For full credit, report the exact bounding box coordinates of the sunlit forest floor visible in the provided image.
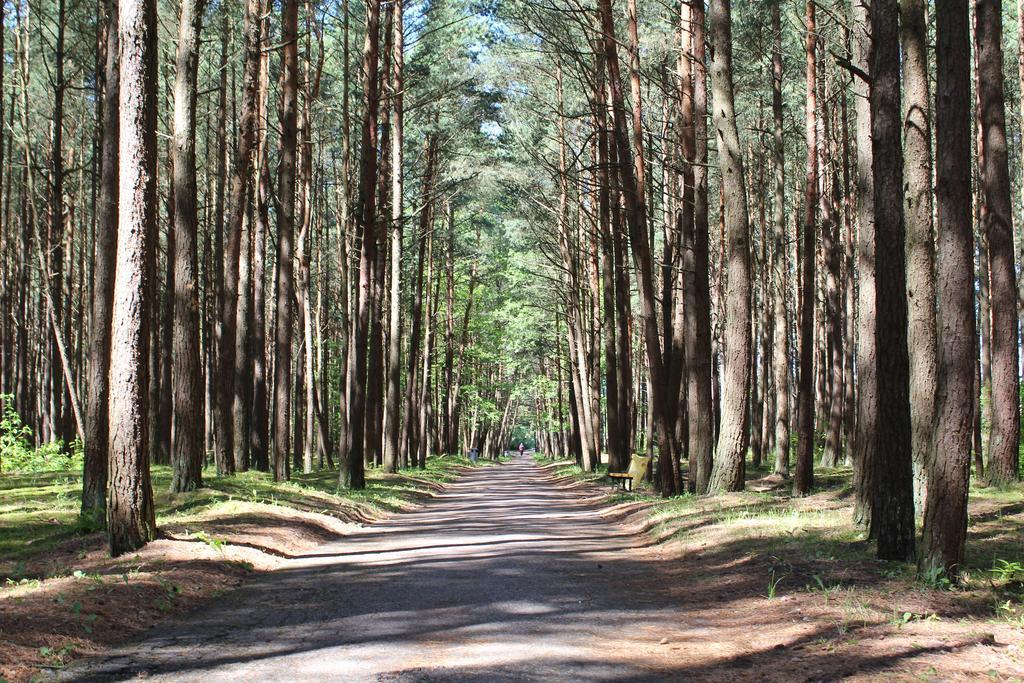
[535,455,1024,680]
[2,455,1022,681]
[0,457,488,681]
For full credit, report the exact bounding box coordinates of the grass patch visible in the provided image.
[0,455,478,571]
[531,452,1023,613]
[532,453,659,491]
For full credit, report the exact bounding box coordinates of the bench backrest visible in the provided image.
[627,455,651,488]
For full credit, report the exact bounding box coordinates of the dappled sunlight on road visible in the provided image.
[61,456,988,682]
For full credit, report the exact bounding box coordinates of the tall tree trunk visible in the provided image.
[401,136,436,465]
[82,0,118,523]
[250,0,271,471]
[901,0,937,511]
[597,48,624,473]
[417,231,436,469]
[441,207,455,456]
[850,0,878,533]
[296,10,323,473]
[871,0,915,562]
[156,173,174,466]
[683,0,713,493]
[342,0,381,489]
[49,0,68,445]
[220,0,262,476]
[234,205,253,470]
[273,0,299,481]
[597,0,678,495]
[921,0,974,577]
[706,0,752,494]
[770,0,790,477]
[794,0,817,496]
[169,0,207,492]
[383,0,404,472]
[107,0,158,555]
[210,9,228,459]
[975,0,1020,485]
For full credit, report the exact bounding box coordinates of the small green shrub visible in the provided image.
[990,559,1024,584]
[0,394,82,473]
[919,564,955,591]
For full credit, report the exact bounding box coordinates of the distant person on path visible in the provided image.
[518,442,525,456]
[468,447,479,463]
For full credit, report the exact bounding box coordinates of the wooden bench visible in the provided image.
[608,455,651,492]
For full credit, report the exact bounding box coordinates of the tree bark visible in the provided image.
[250,0,271,471]
[597,0,679,495]
[49,0,69,445]
[219,0,262,476]
[82,0,118,523]
[683,0,713,493]
[108,0,158,555]
[596,47,624,473]
[342,0,382,488]
[770,0,790,477]
[975,0,1020,485]
[871,0,916,562]
[706,0,752,494]
[794,0,816,496]
[273,0,299,482]
[850,0,878,533]
[921,0,974,577]
[383,0,404,472]
[901,0,938,510]
[169,0,207,492]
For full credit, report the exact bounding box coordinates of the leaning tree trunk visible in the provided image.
[871,0,916,562]
[706,0,752,494]
[920,0,975,577]
[975,0,1020,485]
[107,0,158,556]
[169,0,207,492]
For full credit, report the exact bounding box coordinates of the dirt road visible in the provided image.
[64,457,697,681]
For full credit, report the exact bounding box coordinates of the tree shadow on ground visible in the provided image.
[58,463,1023,681]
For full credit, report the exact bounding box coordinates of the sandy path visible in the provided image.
[63,457,693,681]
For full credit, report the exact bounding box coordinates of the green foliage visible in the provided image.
[0,395,82,474]
[191,530,227,553]
[990,558,1024,584]
[766,567,786,600]
[765,556,790,600]
[918,564,956,591]
[0,456,476,572]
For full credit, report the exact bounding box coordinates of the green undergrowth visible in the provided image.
[534,453,1023,598]
[532,454,612,485]
[0,454,480,571]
